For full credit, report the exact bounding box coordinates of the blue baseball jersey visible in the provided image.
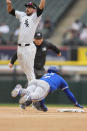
[40,73,68,92]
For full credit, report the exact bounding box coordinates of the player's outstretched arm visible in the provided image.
[47,42,61,56]
[39,0,46,10]
[6,0,13,13]
[10,52,17,65]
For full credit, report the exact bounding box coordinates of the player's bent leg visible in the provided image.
[30,80,50,101]
[19,80,50,104]
[19,87,45,104]
[30,84,50,102]
[19,83,37,104]
[19,86,49,104]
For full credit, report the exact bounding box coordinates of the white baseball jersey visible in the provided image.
[9,8,43,82]
[15,10,41,45]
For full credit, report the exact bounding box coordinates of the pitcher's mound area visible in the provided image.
[0,107,87,131]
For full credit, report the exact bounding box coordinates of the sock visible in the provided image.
[63,88,78,105]
[39,99,45,105]
[39,99,48,112]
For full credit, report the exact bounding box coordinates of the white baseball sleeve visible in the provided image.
[15,10,25,20]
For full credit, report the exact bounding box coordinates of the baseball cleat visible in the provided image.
[19,92,31,104]
[20,101,32,109]
[40,104,48,112]
[11,84,22,97]
[32,102,48,112]
[20,104,26,109]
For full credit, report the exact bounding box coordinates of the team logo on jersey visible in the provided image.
[42,47,46,51]
[24,19,29,27]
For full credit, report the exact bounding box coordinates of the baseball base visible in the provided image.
[56,108,85,112]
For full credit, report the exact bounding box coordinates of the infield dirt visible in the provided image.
[0,107,87,131]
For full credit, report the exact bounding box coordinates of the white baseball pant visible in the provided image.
[17,42,36,83]
[26,79,50,102]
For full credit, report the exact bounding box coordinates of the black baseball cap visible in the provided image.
[34,32,43,39]
[24,2,37,9]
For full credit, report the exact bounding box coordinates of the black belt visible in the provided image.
[18,44,30,46]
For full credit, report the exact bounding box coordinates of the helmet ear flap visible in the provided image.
[47,66,59,73]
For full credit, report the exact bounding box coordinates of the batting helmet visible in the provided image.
[47,66,59,73]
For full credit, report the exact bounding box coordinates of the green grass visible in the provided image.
[48,104,87,108]
[47,104,87,108]
[0,103,86,108]
[47,104,74,107]
[0,103,18,107]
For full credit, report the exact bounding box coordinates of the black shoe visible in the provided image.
[40,104,48,112]
[20,101,32,109]
[32,102,48,112]
[20,103,26,109]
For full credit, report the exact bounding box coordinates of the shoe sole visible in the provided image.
[11,89,19,97]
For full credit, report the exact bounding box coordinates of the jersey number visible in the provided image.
[44,73,54,78]
[24,19,29,27]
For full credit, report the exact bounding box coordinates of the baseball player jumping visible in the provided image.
[6,0,46,83]
[11,66,83,111]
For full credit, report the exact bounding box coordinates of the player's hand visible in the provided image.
[6,0,11,4]
[57,52,61,56]
[8,63,13,68]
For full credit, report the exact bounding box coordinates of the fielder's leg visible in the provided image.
[17,43,36,83]
[19,80,50,104]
